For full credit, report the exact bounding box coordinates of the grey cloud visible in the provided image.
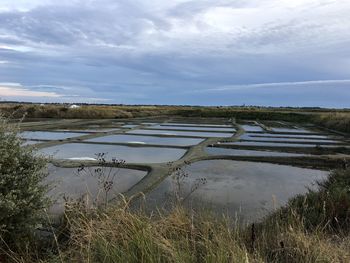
[0,1,349,107]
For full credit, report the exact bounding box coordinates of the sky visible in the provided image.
[0,0,349,107]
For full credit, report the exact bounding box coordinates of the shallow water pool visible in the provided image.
[239,134,341,144]
[271,127,313,133]
[127,129,233,138]
[229,141,345,147]
[206,147,306,157]
[151,124,235,132]
[243,133,334,140]
[46,165,147,215]
[241,125,264,132]
[21,140,45,146]
[86,134,204,146]
[39,143,187,163]
[20,131,88,140]
[145,160,328,222]
[164,123,233,128]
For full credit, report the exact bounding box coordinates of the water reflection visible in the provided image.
[39,143,187,163]
[144,160,328,223]
[46,165,147,215]
[86,134,204,146]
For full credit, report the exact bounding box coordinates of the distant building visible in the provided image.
[69,104,80,109]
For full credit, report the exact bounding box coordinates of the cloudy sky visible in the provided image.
[0,0,349,107]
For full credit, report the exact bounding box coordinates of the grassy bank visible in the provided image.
[3,168,349,263]
[313,113,350,134]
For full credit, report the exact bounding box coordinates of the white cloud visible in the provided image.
[206,79,350,92]
[0,83,113,103]
[0,83,62,97]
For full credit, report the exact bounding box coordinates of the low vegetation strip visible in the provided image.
[2,103,350,135]
[0,103,314,122]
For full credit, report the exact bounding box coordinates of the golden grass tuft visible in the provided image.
[314,112,350,133]
[60,203,254,263]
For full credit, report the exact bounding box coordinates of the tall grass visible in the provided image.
[59,202,253,263]
[314,113,350,133]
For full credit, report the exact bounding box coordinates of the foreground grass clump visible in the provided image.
[0,116,49,255]
[61,204,253,263]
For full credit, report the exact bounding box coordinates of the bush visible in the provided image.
[0,116,49,246]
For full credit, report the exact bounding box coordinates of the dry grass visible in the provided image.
[314,113,350,133]
[58,202,254,263]
[36,168,349,263]
[3,176,350,263]
[1,164,349,262]
[36,198,348,263]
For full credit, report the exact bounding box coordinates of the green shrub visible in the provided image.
[0,116,49,245]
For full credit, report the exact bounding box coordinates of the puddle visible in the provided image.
[206,147,305,157]
[150,125,235,132]
[241,125,264,132]
[144,160,328,222]
[39,143,187,163]
[86,134,204,146]
[20,131,88,140]
[46,165,147,215]
[127,129,233,138]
